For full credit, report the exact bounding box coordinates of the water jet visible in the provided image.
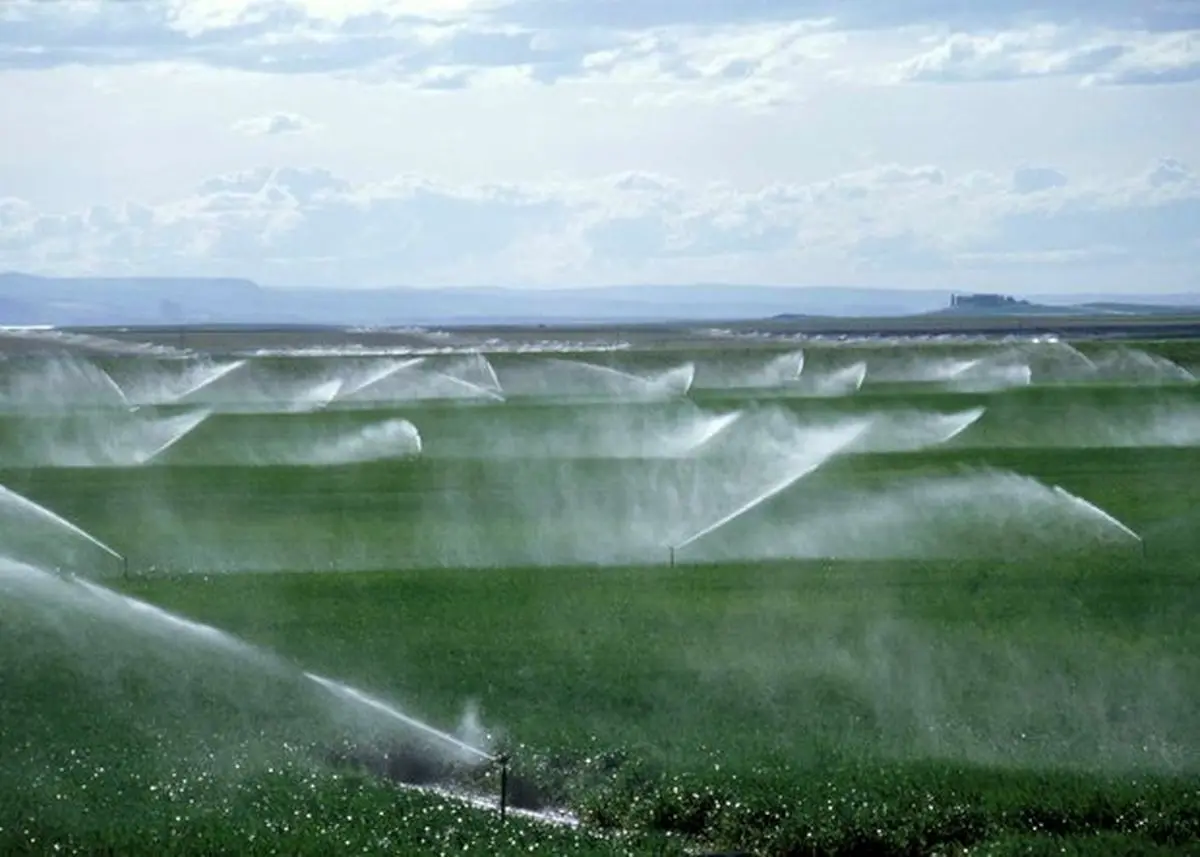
[731,470,1149,561]
[338,357,425,399]
[5,558,504,808]
[305,672,495,764]
[674,419,871,554]
[1051,485,1143,550]
[0,482,123,565]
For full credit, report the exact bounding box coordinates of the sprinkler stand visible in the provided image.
[668,546,675,568]
[497,753,510,823]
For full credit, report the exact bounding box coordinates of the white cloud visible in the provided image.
[1,160,1195,291]
[10,0,1189,97]
[1086,30,1200,84]
[1011,166,1068,194]
[496,0,1200,34]
[0,0,563,84]
[1,0,1198,295]
[569,20,851,108]
[895,25,1200,84]
[232,111,319,135]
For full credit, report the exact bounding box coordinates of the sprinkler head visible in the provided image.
[496,751,511,824]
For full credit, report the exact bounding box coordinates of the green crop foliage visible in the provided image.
[2,336,1199,855]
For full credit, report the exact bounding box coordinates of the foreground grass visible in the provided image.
[117,559,1200,766]
[3,747,1198,855]
[4,554,1199,855]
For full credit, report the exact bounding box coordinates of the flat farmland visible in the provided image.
[2,330,1198,855]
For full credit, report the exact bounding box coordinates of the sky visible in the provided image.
[0,0,1197,293]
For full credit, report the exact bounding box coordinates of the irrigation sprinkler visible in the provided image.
[497,752,510,823]
[116,551,129,579]
[668,545,676,568]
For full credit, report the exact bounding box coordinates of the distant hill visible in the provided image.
[0,272,1196,326]
[0,294,42,324]
[1080,302,1200,316]
[929,301,1080,317]
[929,292,1200,319]
[0,273,951,326]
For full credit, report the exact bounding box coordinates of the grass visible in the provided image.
[2,337,1200,854]
[3,558,1199,854]
[109,557,1199,757]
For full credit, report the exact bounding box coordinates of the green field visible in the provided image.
[2,335,1199,855]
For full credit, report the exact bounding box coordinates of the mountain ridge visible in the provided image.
[2,272,1197,326]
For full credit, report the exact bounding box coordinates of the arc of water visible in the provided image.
[937,406,986,445]
[789,349,806,381]
[1051,486,1142,544]
[0,483,122,561]
[479,355,502,393]
[651,362,696,396]
[339,357,425,400]
[289,378,345,412]
[464,352,503,393]
[763,349,805,385]
[173,359,248,403]
[74,577,251,649]
[811,361,868,395]
[136,409,212,465]
[14,561,496,765]
[674,462,824,551]
[1055,342,1097,371]
[549,358,655,395]
[678,410,745,456]
[98,366,130,406]
[305,418,423,465]
[305,673,495,762]
[948,357,983,379]
[675,420,871,551]
[843,361,868,392]
[430,371,506,401]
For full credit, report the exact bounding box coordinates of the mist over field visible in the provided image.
[2,329,1198,856]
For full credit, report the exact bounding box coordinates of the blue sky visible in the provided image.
[0,0,1197,292]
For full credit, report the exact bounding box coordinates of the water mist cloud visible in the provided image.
[699,469,1141,562]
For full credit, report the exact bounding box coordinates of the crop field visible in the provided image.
[2,326,1199,856]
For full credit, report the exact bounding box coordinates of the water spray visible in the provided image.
[1051,485,1143,552]
[170,359,248,403]
[305,673,498,763]
[0,483,124,564]
[12,561,520,822]
[674,420,872,554]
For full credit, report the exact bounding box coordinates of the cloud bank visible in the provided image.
[2,159,1195,290]
[0,0,1196,292]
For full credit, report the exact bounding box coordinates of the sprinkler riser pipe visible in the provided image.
[498,755,509,823]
